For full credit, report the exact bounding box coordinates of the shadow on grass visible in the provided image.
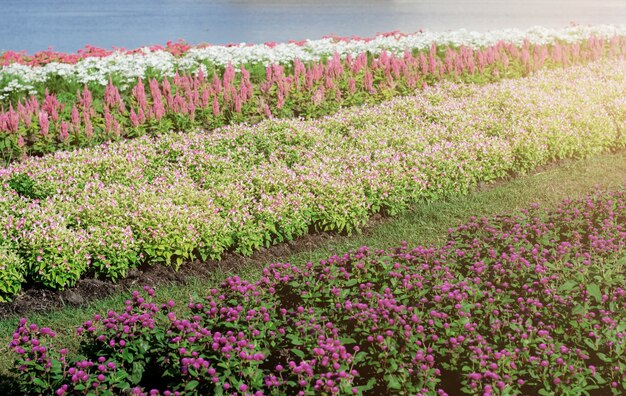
[0,373,20,396]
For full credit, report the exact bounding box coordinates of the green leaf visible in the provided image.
[286,334,303,346]
[584,338,597,351]
[593,373,607,385]
[386,374,402,390]
[340,337,357,345]
[356,378,377,392]
[185,380,199,391]
[559,280,578,293]
[388,358,398,372]
[344,278,359,287]
[291,348,305,359]
[122,348,134,363]
[130,361,144,384]
[587,283,602,303]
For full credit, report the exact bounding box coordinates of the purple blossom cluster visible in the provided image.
[9,186,626,395]
[0,34,623,162]
[0,58,624,300]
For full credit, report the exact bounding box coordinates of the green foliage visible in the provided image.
[7,173,53,201]
[86,225,140,282]
[22,224,90,290]
[0,245,24,302]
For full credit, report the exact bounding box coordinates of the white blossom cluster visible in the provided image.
[1,24,624,98]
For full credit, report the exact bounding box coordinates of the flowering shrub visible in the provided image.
[0,30,624,162]
[0,59,624,298]
[0,244,23,302]
[9,186,626,395]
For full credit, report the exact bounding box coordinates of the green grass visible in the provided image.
[1,149,626,390]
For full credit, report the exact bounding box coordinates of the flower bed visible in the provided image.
[0,59,624,300]
[3,25,625,73]
[0,28,624,163]
[9,186,626,395]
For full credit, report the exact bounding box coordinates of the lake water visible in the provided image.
[1,0,625,53]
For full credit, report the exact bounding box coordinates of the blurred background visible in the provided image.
[1,0,625,53]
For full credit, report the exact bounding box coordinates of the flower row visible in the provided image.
[2,25,625,102]
[0,59,624,299]
[2,24,625,82]
[1,34,624,163]
[10,185,626,395]
[0,40,193,68]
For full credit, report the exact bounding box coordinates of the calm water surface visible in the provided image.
[1,0,625,53]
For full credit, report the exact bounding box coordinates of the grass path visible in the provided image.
[1,149,626,390]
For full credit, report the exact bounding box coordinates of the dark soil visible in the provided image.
[0,214,385,319]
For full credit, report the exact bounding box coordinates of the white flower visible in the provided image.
[0,24,624,96]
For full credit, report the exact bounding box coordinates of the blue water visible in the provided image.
[1,0,625,53]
